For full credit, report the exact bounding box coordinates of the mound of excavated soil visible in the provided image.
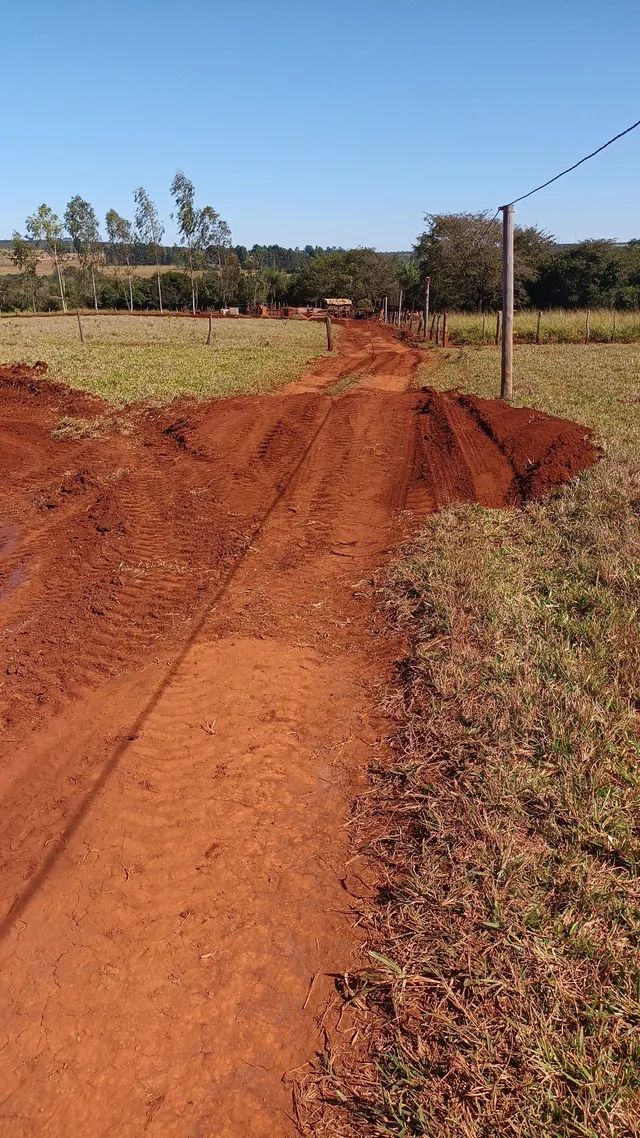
[408,387,598,512]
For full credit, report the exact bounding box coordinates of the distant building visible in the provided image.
[322,298,353,316]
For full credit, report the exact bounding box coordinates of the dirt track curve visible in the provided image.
[0,322,597,1137]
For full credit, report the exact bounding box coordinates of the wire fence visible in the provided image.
[392,307,640,346]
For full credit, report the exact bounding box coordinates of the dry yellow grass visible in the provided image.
[0,252,185,278]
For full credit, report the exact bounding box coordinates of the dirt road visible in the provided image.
[0,324,597,1137]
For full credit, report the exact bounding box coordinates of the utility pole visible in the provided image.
[500,203,514,399]
[423,275,430,341]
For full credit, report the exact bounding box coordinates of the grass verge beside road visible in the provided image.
[0,314,329,403]
[309,344,640,1136]
[438,308,640,345]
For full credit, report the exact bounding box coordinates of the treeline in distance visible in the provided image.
[3,179,640,314]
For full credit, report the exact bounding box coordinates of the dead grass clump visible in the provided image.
[305,458,640,1137]
[51,416,102,439]
[51,413,134,440]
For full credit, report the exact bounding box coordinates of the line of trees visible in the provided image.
[9,174,233,316]
[4,199,640,315]
[413,214,640,311]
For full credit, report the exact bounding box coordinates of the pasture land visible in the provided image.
[0,313,329,403]
[0,251,185,278]
[435,307,640,344]
[312,340,640,1136]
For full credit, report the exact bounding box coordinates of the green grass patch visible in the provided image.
[307,346,640,1135]
[0,314,330,404]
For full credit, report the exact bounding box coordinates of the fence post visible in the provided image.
[206,313,213,345]
[585,309,591,344]
[383,296,388,324]
[429,313,436,341]
[397,287,403,326]
[495,311,501,345]
[481,311,486,343]
[442,311,448,347]
[435,313,441,345]
[325,315,333,351]
[612,308,617,342]
[77,312,84,343]
[423,275,430,342]
[500,202,514,399]
[535,310,542,344]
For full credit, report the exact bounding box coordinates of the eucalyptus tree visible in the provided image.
[105,209,135,311]
[11,232,41,312]
[25,204,67,312]
[170,172,232,314]
[64,196,103,311]
[134,187,165,313]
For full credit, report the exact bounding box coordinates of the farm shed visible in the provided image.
[322,298,353,316]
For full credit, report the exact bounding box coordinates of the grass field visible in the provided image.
[314,343,640,1136]
[0,252,186,278]
[435,308,640,345]
[0,314,328,403]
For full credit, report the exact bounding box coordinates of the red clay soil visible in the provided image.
[0,328,598,1138]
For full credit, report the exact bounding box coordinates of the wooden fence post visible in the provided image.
[325,315,333,351]
[442,311,448,347]
[423,276,430,342]
[536,310,542,344]
[77,312,84,343]
[206,313,213,345]
[481,311,486,343]
[495,311,501,346]
[612,309,617,342]
[429,313,436,341]
[585,309,591,343]
[435,313,441,345]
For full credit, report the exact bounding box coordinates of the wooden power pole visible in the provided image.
[500,203,514,399]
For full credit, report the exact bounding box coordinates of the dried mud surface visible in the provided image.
[0,325,598,1137]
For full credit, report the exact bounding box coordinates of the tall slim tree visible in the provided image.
[134,187,165,314]
[105,209,135,312]
[25,204,67,312]
[65,196,103,311]
[170,172,231,314]
[11,232,41,312]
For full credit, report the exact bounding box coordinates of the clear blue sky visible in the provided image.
[3,0,639,249]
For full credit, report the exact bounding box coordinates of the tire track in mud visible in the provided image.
[0,396,335,924]
[0,388,416,1138]
[0,333,598,1138]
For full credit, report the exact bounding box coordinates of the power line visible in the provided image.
[503,116,640,207]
